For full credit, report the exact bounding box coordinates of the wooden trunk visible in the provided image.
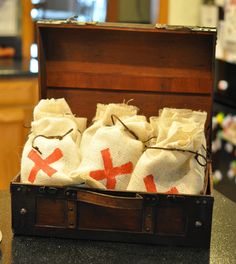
[11,21,216,248]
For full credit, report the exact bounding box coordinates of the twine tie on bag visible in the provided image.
[111,115,158,146]
[202,144,211,161]
[142,136,157,146]
[145,145,208,167]
[111,114,139,140]
[32,128,74,155]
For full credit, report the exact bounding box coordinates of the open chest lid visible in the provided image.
[37,21,216,129]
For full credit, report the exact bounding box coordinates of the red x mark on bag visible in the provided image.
[144,174,179,194]
[90,148,133,189]
[27,148,63,183]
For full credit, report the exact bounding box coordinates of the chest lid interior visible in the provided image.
[37,22,216,127]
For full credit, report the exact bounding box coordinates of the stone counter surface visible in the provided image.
[0,190,235,264]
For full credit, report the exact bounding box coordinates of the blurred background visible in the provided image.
[0,0,236,202]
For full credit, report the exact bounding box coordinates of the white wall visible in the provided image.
[168,0,202,26]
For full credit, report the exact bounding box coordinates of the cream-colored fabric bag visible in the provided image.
[34,98,73,120]
[80,103,138,156]
[34,98,87,136]
[21,99,87,185]
[78,103,154,190]
[127,108,207,195]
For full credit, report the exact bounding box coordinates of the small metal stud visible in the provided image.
[39,186,46,193]
[20,208,27,215]
[146,227,150,232]
[195,221,203,227]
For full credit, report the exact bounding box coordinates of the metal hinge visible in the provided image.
[155,23,216,32]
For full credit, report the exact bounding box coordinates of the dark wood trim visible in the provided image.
[106,0,119,22]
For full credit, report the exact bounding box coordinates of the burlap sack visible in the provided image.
[127,108,207,195]
[149,116,159,138]
[80,103,138,156]
[21,99,87,185]
[78,103,154,190]
[34,98,73,120]
[34,98,87,134]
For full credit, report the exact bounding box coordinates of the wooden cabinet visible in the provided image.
[0,77,38,189]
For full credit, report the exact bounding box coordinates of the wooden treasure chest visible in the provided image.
[11,21,216,248]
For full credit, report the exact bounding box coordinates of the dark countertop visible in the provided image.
[0,190,235,264]
[0,59,38,78]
